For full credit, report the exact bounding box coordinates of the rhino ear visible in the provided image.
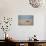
[29,0,43,8]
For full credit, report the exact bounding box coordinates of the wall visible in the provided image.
[0,0,46,40]
[44,16,46,40]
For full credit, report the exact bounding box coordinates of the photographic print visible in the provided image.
[18,15,33,25]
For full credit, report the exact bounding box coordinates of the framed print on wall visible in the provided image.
[18,15,33,25]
